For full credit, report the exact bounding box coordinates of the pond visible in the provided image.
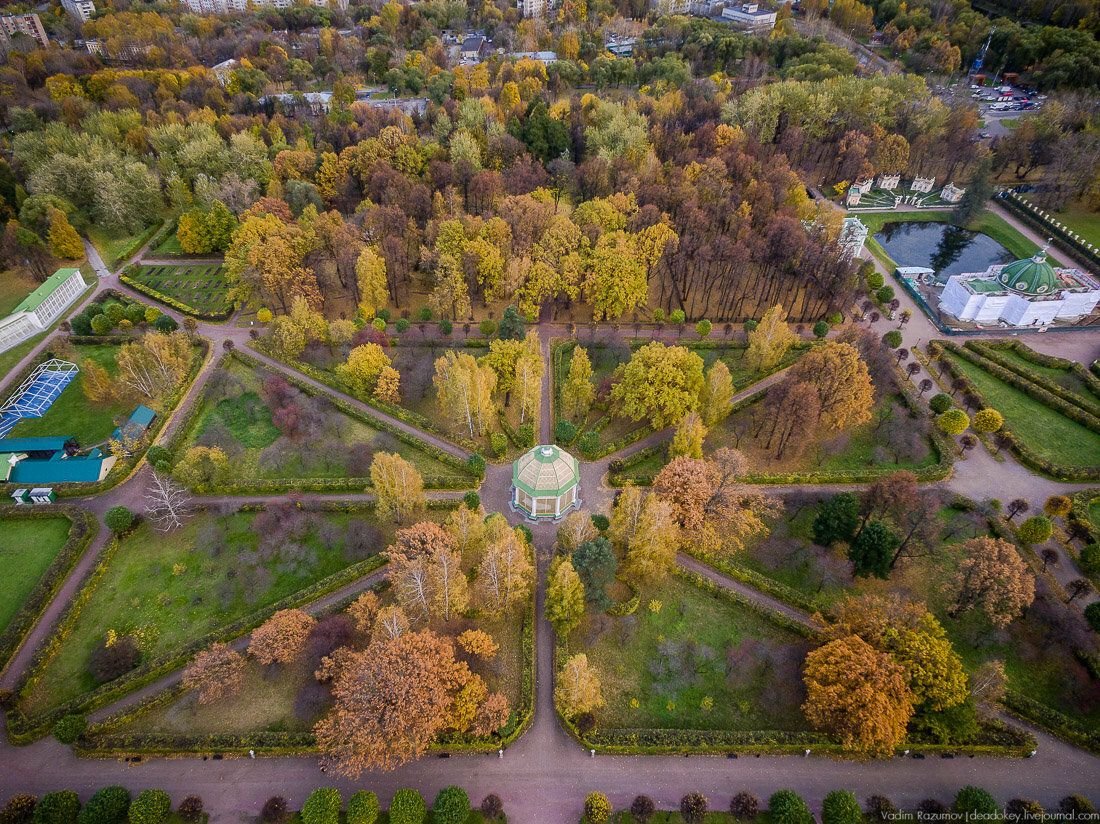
[874,221,1014,284]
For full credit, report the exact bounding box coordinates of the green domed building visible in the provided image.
[997,253,1060,295]
[940,248,1099,327]
[512,444,580,520]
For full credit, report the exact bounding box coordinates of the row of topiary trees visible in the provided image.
[0,785,506,824]
[581,787,1098,823]
[0,787,196,824]
[290,786,503,824]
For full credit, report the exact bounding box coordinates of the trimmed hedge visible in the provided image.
[931,341,1100,481]
[997,191,1100,270]
[8,526,389,743]
[965,340,1100,417]
[945,342,1100,432]
[0,508,99,676]
[1004,691,1100,754]
[119,274,232,321]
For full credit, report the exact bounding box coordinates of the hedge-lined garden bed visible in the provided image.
[121,262,233,320]
[0,508,98,675]
[167,353,475,493]
[7,501,423,742]
[931,341,1100,480]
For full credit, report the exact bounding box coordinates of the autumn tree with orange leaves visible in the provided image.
[248,609,317,666]
[314,630,509,775]
[652,447,778,556]
[802,634,913,756]
[183,642,246,705]
[948,537,1035,628]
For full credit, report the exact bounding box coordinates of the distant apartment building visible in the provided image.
[651,0,692,13]
[178,0,345,11]
[517,0,556,18]
[720,2,777,30]
[0,14,49,49]
[61,0,96,22]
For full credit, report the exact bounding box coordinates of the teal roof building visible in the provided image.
[512,444,580,520]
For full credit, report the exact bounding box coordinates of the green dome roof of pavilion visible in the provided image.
[998,252,1059,296]
[512,445,579,497]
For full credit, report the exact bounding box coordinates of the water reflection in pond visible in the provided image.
[874,221,1014,283]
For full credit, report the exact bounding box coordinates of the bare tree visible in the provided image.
[144,471,193,532]
[1066,578,1093,604]
[1040,548,1059,572]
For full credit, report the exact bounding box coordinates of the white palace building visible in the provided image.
[939,249,1100,327]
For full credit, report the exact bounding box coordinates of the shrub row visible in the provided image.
[997,190,1100,270]
[198,474,472,494]
[8,534,388,743]
[228,351,477,480]
[52,338,211,498]
[1004,691,1100,754]
[944,342,1100,432]
[0,508,98,675]
[683,552,820,614]
[99,220,164,270]
[965,340,1100,417]
[251,343,479,453]
[119,273,232,321]
[931,342,1100,481]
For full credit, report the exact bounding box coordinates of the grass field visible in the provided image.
[0,269,41,316]
[130,263,231,316]
[0,516,72,634]
[944,351,1100,469]
[579,575,810,732]
[88,223,162,272]
[185,358,470,483]
[9,345,134,445]
[974,345,1100,407]
[18,508,408,715]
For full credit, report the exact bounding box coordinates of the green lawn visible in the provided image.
[88,222,163,272]
[973,344,1100,408]
[1022,198,1100,247]
[944,352,1100,469]
[10,345,135,446]
[185,358,470,484]
[18,508,404,716]
[130,263,231,316]
[0,516,72,634]
[580,575,809,732]
[0,269,41,316]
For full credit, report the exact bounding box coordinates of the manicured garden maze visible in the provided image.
[131,263,232,316]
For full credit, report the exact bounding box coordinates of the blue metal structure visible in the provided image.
[0,359,79,437]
